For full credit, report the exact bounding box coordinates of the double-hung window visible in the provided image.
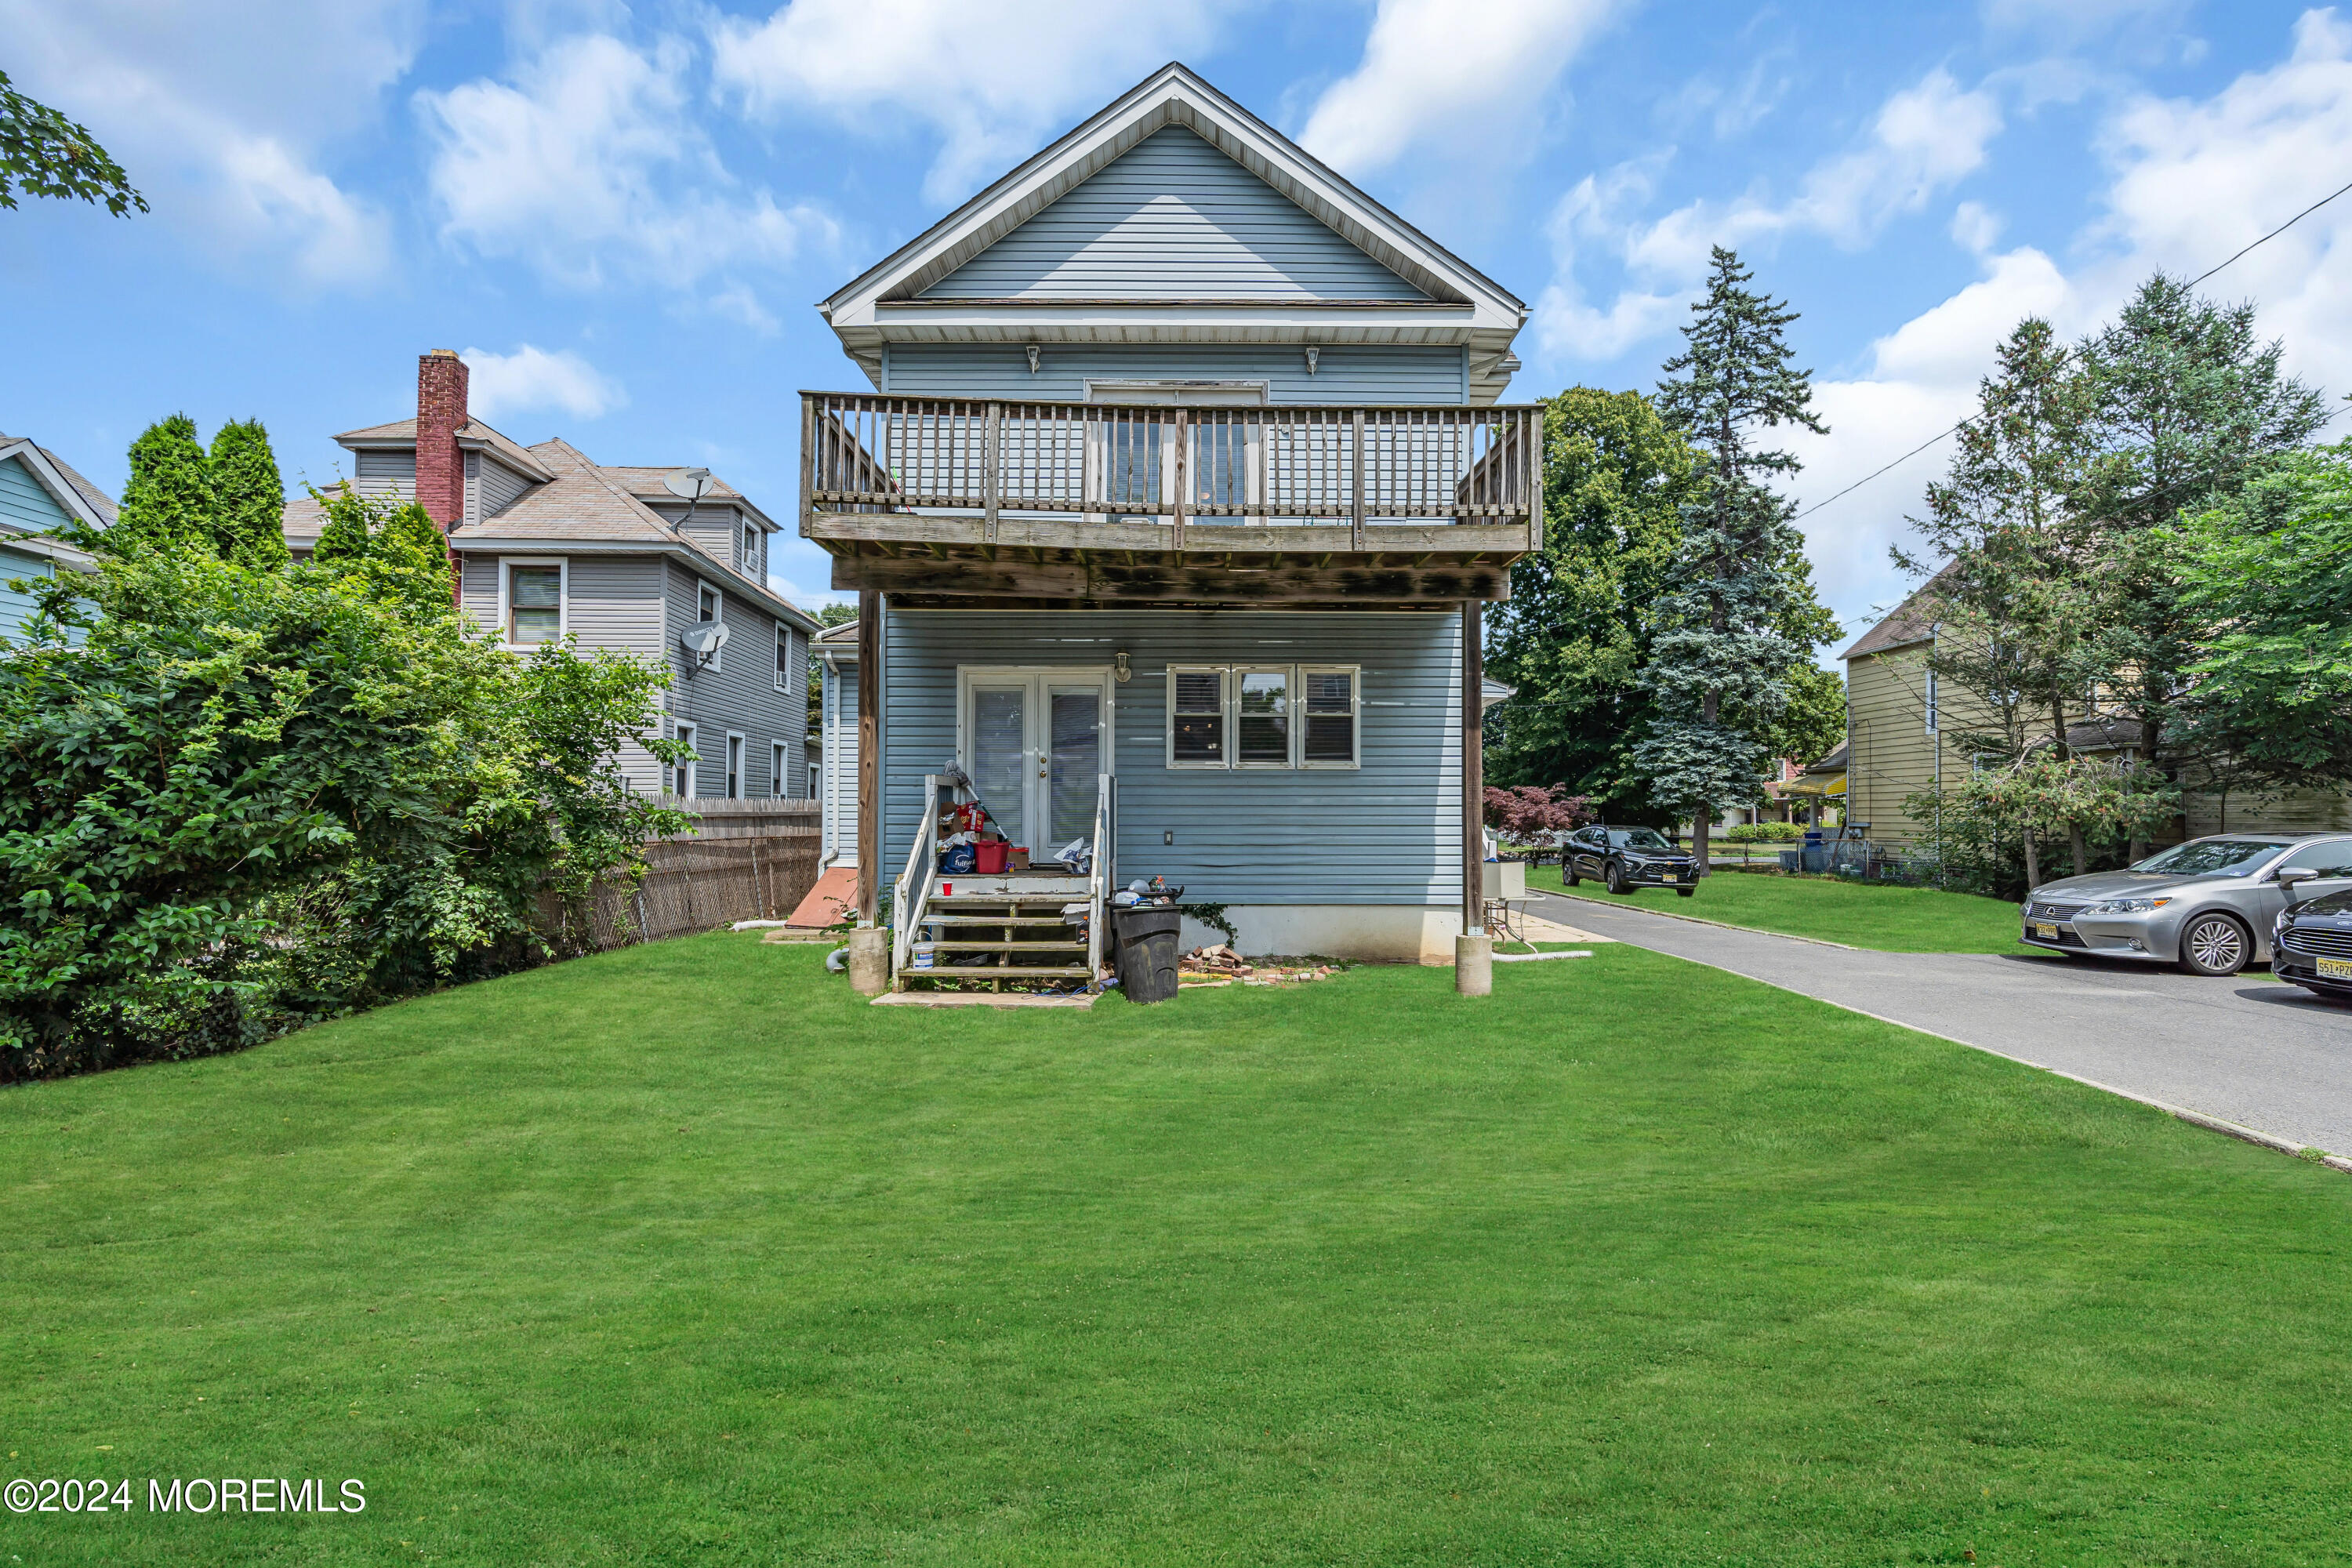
[1167,664,1359,770]
[503,560,564,647]
[775,622,792,693]
[671,723,697,798]
[771,740,789,799]
[693,582,722,670]
[724,733,745,800]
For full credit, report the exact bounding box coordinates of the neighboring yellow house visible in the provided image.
[1838,578,2351,848]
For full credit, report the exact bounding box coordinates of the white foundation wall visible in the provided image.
[1177,905,1460,964]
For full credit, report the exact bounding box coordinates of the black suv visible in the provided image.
[1564,825,1699,897]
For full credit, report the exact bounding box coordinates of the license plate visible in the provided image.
[2034,922,2058,939]
[2321,957,2352,980]
[1661,873,1677,884]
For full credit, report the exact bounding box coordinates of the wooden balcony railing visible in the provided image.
[800,392,1542,550]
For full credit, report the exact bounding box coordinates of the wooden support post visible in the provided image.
[856,589,880,926]
[1170,408,1189,550]
[1523,406,1544,552]
[799,395,818,539]
[1350,410,1367,552]
[982,401,1001,545]
[1462,598,1484,937]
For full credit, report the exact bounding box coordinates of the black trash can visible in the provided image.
[1113,906,1184,1004]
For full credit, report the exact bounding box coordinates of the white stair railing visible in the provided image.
[891,774,943,981]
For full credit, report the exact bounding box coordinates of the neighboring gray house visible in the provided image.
[808,64,1541,975]
[815,618,860,868]
[283,352,823,798]
[0,432,108,638]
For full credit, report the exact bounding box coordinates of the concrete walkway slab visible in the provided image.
[1529,887,2352,1157]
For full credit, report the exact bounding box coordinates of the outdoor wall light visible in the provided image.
[1305,347,1319,376]
[1025,344,1042,374]
[1115,652,1131,682]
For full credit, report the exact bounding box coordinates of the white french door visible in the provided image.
[958,667,1114,855]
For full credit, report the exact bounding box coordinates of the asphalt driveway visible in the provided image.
[1526,887,2352,1157]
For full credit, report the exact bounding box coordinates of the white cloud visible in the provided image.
[1534,68,2004,367]
[709,0,1235,206]
[1298,0,1628,174]
[1788,8,2352,642]
[461,345,627,422]
[0,0,418,287]
[419,32,837,307]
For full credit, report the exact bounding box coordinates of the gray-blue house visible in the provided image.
[808,64,1539,982]
[0,433,108,639]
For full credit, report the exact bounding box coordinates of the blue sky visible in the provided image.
[5,0,2349,647]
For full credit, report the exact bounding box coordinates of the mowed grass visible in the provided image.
[6,936,2352,1565]
[1533,859,2037,953]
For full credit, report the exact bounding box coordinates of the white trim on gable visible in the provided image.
[0,439,112,533]
[818,64,1527,402]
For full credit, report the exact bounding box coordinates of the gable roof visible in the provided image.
[818,63,1528,401]
[335,417,558,485]
[1841,564,1955,661]
[918,125,1432,303]
[0,434,118,528]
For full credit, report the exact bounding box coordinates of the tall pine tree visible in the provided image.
[208,419,290,571]
[109,414,214,556]
[1639,247,1835,872]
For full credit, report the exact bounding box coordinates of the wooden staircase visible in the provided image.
[890,771,1113,997]
[903,886,1094,993]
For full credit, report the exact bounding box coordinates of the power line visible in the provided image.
[1791,172,2352,523]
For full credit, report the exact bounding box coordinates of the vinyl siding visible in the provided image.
[647,500,749,572]
[0,453,74,534]
[821,652,859,865]
[459,551,672,793]
[920,126,1428,302]
[0,543,56,641]
[1844,644,2352,845]
[354,449,415,499]
[661,559,808,800]
[479,456,534,518]
[883,343,1468,405]
[1844,645,1953,845]
[878,607,1464,904]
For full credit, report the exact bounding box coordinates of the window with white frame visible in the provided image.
[774,622,792,693]
[771,740,789,799]
[1169,667,1227,766]
[671,723,697,798]
[693,582,721,670]
[1166,664,1359,771]
[503,561,564,647]
[1923,670,1939,735]
[1299,666,1360,767]
[1234,668,1290,767]
[724,732,745,799]
[742,521,760,575]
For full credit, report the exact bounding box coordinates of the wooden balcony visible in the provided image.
[800,392,1541,606]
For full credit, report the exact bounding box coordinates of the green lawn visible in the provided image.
[1533,860,2038,953]
[7,935,2350,1565]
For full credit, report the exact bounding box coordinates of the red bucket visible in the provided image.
[973,840,1010,874]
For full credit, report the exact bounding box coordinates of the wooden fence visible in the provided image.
[541,800,824,953]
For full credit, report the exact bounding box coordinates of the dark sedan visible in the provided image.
[2273,887,2352,1002]
[1563,825,1699,897]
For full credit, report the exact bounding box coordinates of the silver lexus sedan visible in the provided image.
[2021,833,2352,976]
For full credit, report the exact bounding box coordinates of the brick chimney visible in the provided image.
[414,350,469,530]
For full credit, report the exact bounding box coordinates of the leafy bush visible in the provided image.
[1907,757,2178,899]
[1482,785,1595,864]
[0,501,684,1081]
[1724,821,1803,843]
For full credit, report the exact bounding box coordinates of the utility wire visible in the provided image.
[1791,172,2352,523]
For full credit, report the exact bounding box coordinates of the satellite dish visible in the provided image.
[681,620,731,658]
[664,467,717,502]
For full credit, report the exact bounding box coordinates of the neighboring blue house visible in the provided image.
[0,433,110,640]
[806,64,1541,984]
